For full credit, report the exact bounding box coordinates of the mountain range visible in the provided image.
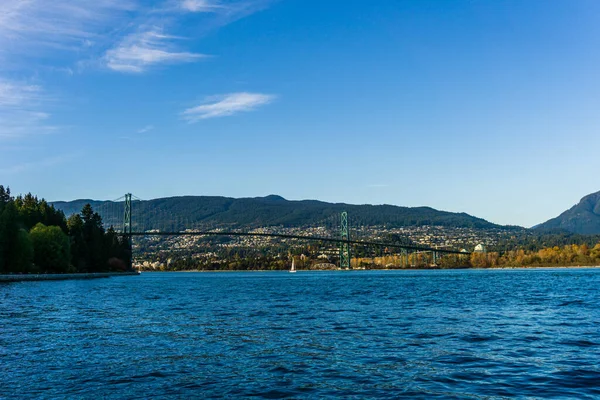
[535,190,600,234]
[52,195,508,232]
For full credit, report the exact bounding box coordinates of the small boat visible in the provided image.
[289,257,296,273]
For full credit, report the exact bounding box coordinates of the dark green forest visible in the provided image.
[0,186,131,274]
[52,194,519,231]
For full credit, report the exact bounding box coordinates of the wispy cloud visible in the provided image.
[182,92,275,121]
[137,125,155,133]
[0,80,56,140]
[180,0,225,12]
[1,0,272,73]
[177,0,270,15]
[0,0,137,59]
[0,111,57,139]
[0,154,77,175]
[0,0,274,144]
[104,28,208,73]
[101,0,273,73]
[0,1,136,140]
[0,81,42,107]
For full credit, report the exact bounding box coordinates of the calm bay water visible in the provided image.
[1,269,600,399]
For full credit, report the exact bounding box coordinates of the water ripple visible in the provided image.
[1,269,600,398]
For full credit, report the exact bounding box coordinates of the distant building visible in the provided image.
[474,244,486,253]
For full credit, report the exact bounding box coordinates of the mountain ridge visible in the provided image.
[535,190,600,234]
[52,195,517,231]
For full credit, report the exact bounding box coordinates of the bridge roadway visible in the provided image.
[127,231,470,255]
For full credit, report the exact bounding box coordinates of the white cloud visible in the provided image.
[180,0,224,12]
[137,125,155,133]
[0,0,274,142]
[0,111,57,140]
[0,0,137,58]
[0,0,272,73]
[0,81,42,107]
[182,92,275,121]
[101,0,272,73]
[0,81,55,140]
[104,28,208,73]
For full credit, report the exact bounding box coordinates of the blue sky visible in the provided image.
[1,0,600,227]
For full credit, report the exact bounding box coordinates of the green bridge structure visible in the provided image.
[112,193,471,270]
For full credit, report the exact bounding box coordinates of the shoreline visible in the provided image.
[0,272,140,283]
[138,265,600,273]
[485,265,600,270]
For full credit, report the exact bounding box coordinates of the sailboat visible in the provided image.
[289,257,297,273]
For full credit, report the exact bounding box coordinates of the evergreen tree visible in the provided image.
[0,185,11,209]
[67,214,87,272]
[14,193,68,233]
[105,226,132,271]
[0,202,20,273]
[11,229,34,273]
[0,185,12,273]
[30,223,71,273]
[81,204,106,272]
[0,188,131,275]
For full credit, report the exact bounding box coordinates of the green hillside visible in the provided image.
[535,191,600,234]
[53,195,506,231]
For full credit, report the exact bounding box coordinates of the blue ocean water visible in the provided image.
[1,269,600,399]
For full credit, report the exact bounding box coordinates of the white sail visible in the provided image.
[290,257,296,273]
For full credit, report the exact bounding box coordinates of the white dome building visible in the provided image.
[474,244,487,253]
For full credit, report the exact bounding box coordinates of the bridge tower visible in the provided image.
[123,193,133,270]
[340,211,351,269]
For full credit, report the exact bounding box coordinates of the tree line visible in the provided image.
[134,236,600,271]
[0,186,131,274]
[468,243,600,268]
[351,242,600,270]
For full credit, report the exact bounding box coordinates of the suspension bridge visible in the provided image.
[93,194,471,270]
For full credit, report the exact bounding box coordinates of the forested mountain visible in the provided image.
[535,190,600,234]
[53,195,511,231]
